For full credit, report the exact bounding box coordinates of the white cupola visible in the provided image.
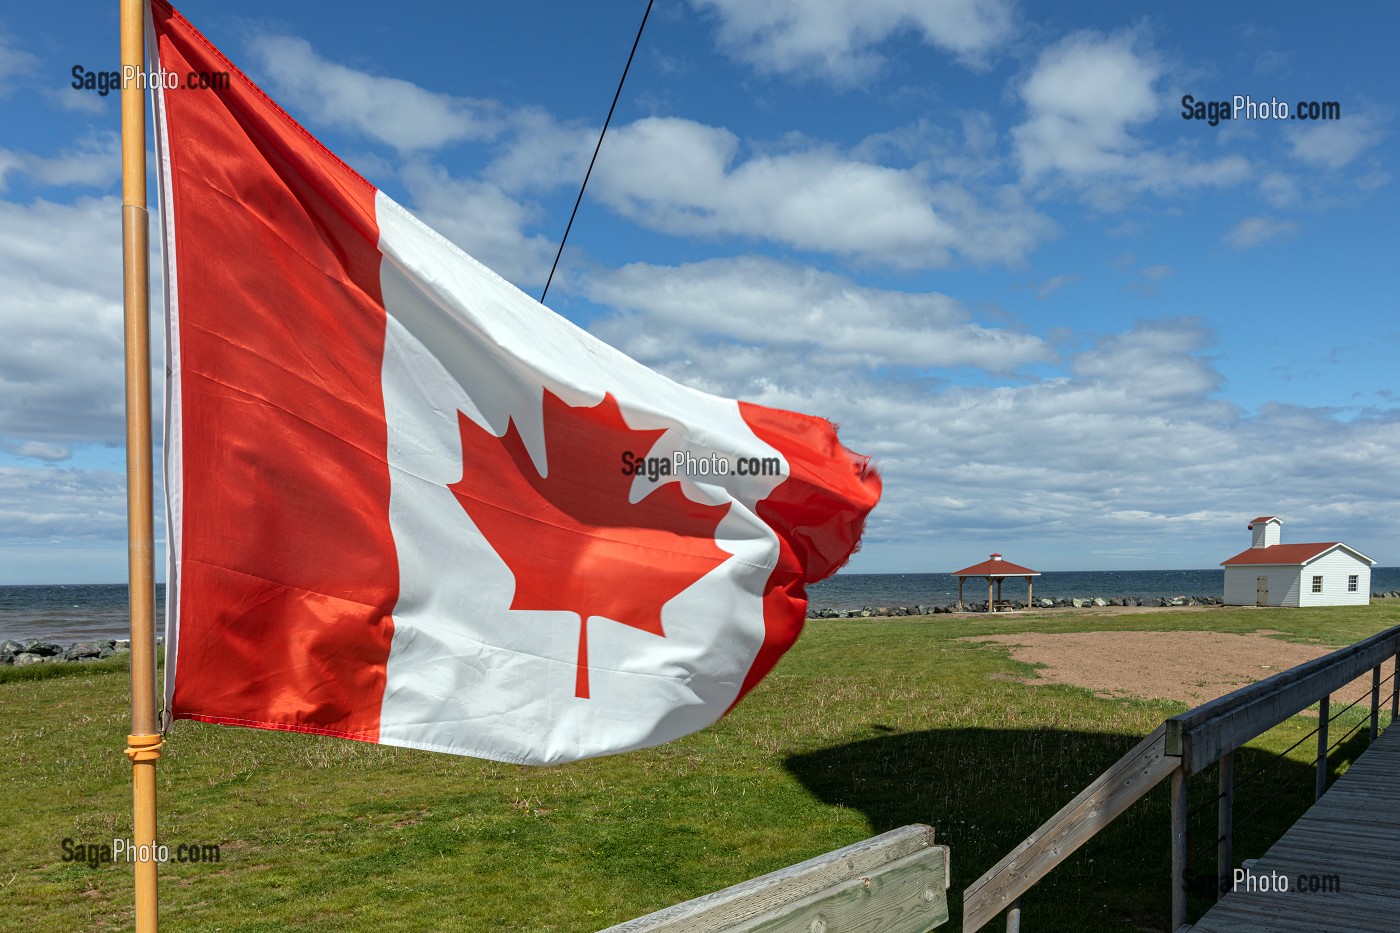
[1249,516,1281,549]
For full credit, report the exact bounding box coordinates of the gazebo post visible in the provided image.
[1027,577,1033,606]
[957,578,964,611]
[987,578,994,613]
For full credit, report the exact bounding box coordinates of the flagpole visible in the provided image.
[120,0,162,930]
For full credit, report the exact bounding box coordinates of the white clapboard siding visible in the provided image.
[1296,547,1372,607]
[1224,565,1302,607]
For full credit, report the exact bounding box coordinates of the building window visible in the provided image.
[1348,575,1358,592]
[1312,575,1323,594]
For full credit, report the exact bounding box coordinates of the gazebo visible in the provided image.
[951,553,1040,612]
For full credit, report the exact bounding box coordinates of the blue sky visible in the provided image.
[1,0,1397,583]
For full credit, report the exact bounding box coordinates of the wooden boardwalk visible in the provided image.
[1190,723,1400,932]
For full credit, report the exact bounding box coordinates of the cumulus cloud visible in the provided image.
[246,35,503,151]
[0,136,120,193]
[1288,113,1384,170]
[0,32,36,96]
[1224,215,1299,249]
[5,441,72,462]
[589,116,1055,267]
[399,163,558,288]
[1013,31,1250,204]
[692,0,1015,81]
[585,256,1052,373]
[0,196,127,446]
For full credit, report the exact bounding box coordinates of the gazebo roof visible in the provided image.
[951,553,1040,577]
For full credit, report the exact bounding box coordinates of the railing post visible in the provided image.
[1392,650,1399,722]
[1372,665,1382,743]
[1316,695,1329,801]
[1217,751,1233,903]
[1171,766,1187,931]
[1006,897,1021,933]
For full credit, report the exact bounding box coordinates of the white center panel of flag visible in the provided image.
[373,193,790,765]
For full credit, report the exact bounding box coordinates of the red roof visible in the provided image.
[1249,515,1279,524]
[952,556,1040,577]
[1221,542,1340,566]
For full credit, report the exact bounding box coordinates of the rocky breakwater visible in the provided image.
[806,594,1226,619]
[1,638,138,667]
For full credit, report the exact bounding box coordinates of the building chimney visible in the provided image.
[1249,516,1281,549]
[990,553,1002,561]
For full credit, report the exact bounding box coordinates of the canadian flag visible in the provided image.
[151,1,880,764]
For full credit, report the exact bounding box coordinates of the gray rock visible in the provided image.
[0,639,20,663]
[1092,597,1108,607]
[64,640,108,661]
[12,653,47,667]
[21,639,61,657]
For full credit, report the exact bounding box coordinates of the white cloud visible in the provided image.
[1013,31,1250,204]
[399,163,558,288]
[590,116,1055,267]
[246,35,502,151]
[1257,172,1299,209]
[0,137,120,193]
[1224,215,1299,249]
[0,466,126,543]
[692,0,1015,81]
[5,441,72,462]
[484,108,596,194]
[1035,274,1079,300]
[585,256,1052,373]
[1288,113,1384,170]
[0,196,127,445]
[0,32,36,96]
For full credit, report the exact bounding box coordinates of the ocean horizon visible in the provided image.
[4,569,1400,643]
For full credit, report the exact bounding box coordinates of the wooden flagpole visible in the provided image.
[120,0,162,930]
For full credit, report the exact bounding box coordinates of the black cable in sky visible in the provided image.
[540,0,655,305]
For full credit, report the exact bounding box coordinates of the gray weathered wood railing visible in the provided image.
[599,824,950,933]
[962,624,1400,933]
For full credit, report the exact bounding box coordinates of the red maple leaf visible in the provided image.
[448,390,732,699]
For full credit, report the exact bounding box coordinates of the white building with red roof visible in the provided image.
[1221,516,1376,607]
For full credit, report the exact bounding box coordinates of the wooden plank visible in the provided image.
[961,725,1178,933]
[1165,626,1400,775]
[744,848,949,933]
[1191,726,1400,932]
[599,825,947,933]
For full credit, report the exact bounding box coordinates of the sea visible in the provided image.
[4,570,1400,643]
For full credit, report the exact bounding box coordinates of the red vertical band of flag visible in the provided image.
[153,1,396,738]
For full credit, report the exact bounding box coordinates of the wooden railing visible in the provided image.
[600,824,950,933]
[963,624,1400,933]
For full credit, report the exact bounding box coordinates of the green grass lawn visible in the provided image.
[4,603,1397,932]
